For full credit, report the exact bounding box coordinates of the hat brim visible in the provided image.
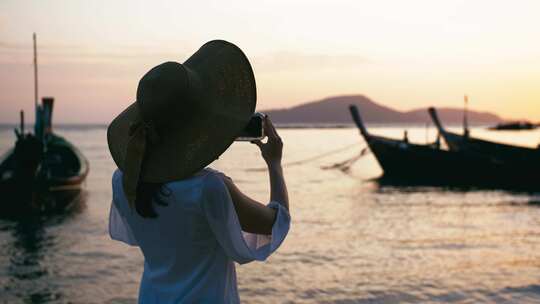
[107,40,256,182]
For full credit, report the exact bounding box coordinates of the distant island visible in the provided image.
[263,95,502,125]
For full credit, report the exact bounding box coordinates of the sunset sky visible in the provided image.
[1,0,539,123]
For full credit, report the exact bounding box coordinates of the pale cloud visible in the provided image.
[1,0,540,122]
[0,42,27,50]
[253,52,370,73]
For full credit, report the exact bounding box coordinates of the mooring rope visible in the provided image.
[245,142,365,172]
[320,147,370,172]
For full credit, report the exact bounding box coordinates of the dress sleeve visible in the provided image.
[201,171,290,265]
[108,201,138,246]
[108,170,138,247]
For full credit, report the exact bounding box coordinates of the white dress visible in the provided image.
[109,168,290,303]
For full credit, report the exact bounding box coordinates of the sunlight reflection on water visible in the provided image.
[1,126,540,303]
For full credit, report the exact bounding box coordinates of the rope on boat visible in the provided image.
[320,147,370,172]
[245,142,365,172]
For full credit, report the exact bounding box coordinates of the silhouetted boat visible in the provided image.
[428,107,540,191]
[0,110,89,193]
[349,105,503,188]
[429,107,540,164]
[488,121,537,131]
[0,34,89,211]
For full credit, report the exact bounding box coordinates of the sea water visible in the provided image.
[0,125,540,303]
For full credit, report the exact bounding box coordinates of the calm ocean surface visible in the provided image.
[1,125,540,303]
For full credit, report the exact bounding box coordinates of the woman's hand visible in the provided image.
[223,116,289,232]
[251,116,289,212]
[252,117,283,167]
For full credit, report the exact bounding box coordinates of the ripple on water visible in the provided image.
[2,127,540,303]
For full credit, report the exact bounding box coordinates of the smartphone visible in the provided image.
[236,112,266,141]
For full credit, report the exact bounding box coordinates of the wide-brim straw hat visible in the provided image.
[107,40,256,204]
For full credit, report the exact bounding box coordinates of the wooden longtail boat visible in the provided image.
[0,34,89,213]
[349,105,503,188]
[428,107,540,191]
[428,107,540,167]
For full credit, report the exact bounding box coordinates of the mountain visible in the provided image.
[263,95,502,125]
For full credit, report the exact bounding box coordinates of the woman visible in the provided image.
[107,40,290,303]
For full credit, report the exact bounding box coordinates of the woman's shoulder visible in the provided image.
[111,167,223,183]
[111,167,228,199]
[164,168,229,207]
[163,167,227,190]
[200,168,228,191]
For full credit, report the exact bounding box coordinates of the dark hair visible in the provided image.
[135,182,170,218]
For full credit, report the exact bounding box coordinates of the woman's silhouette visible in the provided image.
[107,40,290,303]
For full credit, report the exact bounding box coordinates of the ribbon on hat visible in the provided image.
[122,115,160,208]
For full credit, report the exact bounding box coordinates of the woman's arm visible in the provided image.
[222,117,289,235]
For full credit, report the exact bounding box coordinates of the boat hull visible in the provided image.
[352,106,540,191]
[441,131,540,165]
[428,107,540,190]
[0,133,89,212]
[367,136,509,188]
